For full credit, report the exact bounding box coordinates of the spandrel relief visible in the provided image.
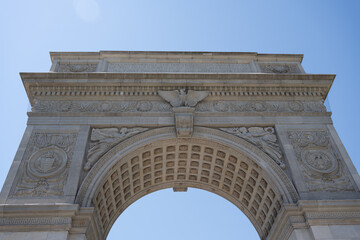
[11,132,77,198]
[220,127,285,169]
[85,127,148,171]
[287,130,354,192]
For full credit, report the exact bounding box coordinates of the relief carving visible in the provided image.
[57,63,97,72]
[157,89,209,107]
[32,100,326,113]
[196,100,326,113]
[27,147,67,178]
[12,132,77,198]
[173,107,195,138]
[220,127,285,169]
[287,130,354,192]
[32,100,170,113]
[158,89,209,138]
[0,217,71,226]
[258,63,300,73]
[85,127,148,171]
[107,62,252,73]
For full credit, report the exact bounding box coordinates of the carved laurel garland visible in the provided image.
[11,132,77,198]
[287,130,355,192]
[220,127,285,169]
[31,100,326,113]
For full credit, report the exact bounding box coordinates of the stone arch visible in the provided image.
[76,127,299,239]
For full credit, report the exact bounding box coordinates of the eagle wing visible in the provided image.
[186,90,209,107]
[157,90,181,107]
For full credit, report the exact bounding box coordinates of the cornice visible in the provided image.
[21,72,334,104]
[49,51,303,63]
[21,72,333,81]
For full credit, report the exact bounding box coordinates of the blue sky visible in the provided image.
[1,1,360,239]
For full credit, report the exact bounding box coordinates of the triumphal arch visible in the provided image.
[1,51,360,239]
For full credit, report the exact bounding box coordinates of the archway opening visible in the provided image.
[85,136,288,239]
[107,188,259,240]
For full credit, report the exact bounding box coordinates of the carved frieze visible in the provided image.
[85,127,148,171]
[32,100,171,113]
[258,63,300,73]
[287,130,354,192]
[11,132,77,198]
[31,100,326,113]
[57,64,97,72]
[196,100,326,113]
[107,62,252,73]
[220,127,285,169]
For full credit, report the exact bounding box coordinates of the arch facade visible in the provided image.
[77,127,298,239]
[1,51,360,240]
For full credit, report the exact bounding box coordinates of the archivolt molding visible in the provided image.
[76,127,298,239]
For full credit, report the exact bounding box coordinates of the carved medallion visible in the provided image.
[136,101,153,112]
[249,101,267,112]
[11,132,77,198]
[99,102,112,112]
[28,147,67,178]
[301,149,338,174]
[288,101,304,112]
[287,130,354,192]
[213,101,229,112]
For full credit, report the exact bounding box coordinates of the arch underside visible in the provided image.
[88,136,289,239]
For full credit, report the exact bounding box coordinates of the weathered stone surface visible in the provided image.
[1,51,360,240]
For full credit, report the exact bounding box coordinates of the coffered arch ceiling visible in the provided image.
[76,127,299,239]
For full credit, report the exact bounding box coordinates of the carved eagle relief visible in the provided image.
[157,89,209,107]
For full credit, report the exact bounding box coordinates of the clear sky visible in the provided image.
[1,1,360,239]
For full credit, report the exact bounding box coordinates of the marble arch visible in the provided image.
[77,127,298,239]
[1,51,360,240]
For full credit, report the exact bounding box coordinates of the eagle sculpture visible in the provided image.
[158,89,209,107]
